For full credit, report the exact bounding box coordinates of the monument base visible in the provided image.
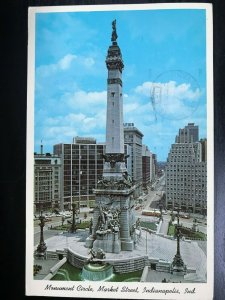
[93,232,121,254]
[85,236,95,248]
[121,239,134,251]
[172,265,187,276]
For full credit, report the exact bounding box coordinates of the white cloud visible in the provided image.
[83,57,95,68]
[58,54,77,70]
[66,90,107,110]
[124,102,139,113]
[135,81,201,100]
[36,53,95,78]
[37,105,106,149]
[134,80,201,120]
[45,126,77,138]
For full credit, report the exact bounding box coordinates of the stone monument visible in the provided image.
[85,20,136,253]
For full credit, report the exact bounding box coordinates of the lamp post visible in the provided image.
[159,200,163,221]
[70,202,77,233]
[172,208,185,274]
[36,211,47,258]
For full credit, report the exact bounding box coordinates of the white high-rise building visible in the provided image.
[124,123,143,197]
[165,123,207,214]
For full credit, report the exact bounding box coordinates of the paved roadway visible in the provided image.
[135,175,207,235]
[34,218,62,234]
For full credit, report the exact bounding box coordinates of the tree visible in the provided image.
[170,212,175,222]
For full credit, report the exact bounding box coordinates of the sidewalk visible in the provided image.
[158,219,169,235]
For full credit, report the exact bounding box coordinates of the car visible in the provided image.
[180,215,189,219]
[45,213,53,217]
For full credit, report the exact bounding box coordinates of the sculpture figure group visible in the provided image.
[88,247,106,261]
[96,204,121,235]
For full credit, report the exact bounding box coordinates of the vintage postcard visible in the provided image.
[26,3,213,299]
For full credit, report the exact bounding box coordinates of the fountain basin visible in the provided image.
[81,262,114,281]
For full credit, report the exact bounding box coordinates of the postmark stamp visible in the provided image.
[150,70,201,121]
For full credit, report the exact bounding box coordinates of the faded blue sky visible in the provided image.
[34,8,206,161]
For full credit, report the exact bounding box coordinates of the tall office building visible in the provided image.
[175,123,199,143]
[165,123,207,214]
[54,138,105,210]
[200,138,207,162]
[53,137,131,210]
[124,123,143,197]
[142,144,151,189]
[34,152,62,212]
[142,146,158,188]
[151,153,158,183]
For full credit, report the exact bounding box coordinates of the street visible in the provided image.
[135,174,207,235]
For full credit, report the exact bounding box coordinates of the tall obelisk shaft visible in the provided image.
[105,19,124,154]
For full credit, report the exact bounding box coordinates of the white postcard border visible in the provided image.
[26,3,214,299]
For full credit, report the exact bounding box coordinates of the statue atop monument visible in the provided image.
[111,19,118,44]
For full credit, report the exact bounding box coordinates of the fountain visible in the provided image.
[81,248,114,281]
[81,262,114,281]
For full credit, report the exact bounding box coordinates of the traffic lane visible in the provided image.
[144,191,163,209]
[34,215,65,226]
[34,220,62,234]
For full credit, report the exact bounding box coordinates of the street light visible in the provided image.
[172,208,186,274]
[158,200,163,221]
[36,211,47,258]
[70,202,78,233]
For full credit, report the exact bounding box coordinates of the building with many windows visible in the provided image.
[54,138,105,210]
[142,145,158,190]
[53,137,131,210]
[34,152,62,213]
[175,122,199,143]
[151,153,158,183]
[165,123,207,214]
[142,144,151,189]
[124,123,143,197]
